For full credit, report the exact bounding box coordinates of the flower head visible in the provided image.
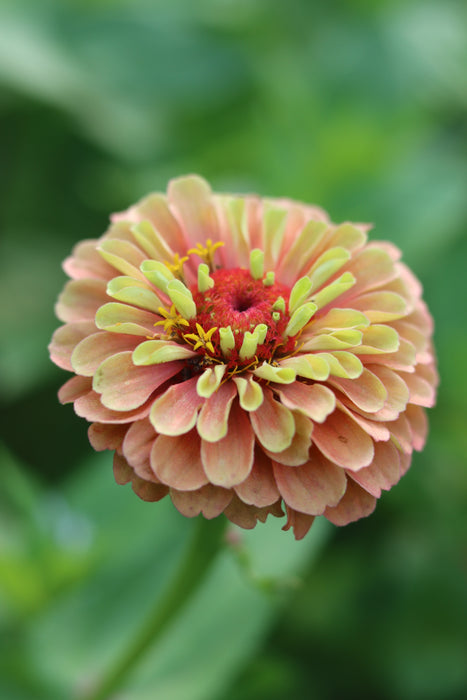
[49,175,438,539]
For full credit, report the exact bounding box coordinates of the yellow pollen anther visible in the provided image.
[164,253,189,279]
[155,305,190,336]
[184,323,218,354]
[187,239,224,270]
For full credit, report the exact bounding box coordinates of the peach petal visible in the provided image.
[58,376,92,404]
[98,239,147,280]
[93,352,183,411]
[326,222,367,253]
[358,338,416,372]
[273,449,347,515]
[113,452,133,485]
[343,247,398,297]
[88,423,128,451]
[337,401,391,442]
[74,391,151,424]
[122,417,157,472]
[349,441,401,498]
[406,404,428,451]
[63,240,116,281]
[71,332,139,377]
[324,479,376,526]
[401,371,436,408]
[196,381,237,442]
[312,408,374,470]
[276,382,336,423]
[350,291,408,323]
[170,484,232,519]
[137,193,186,252]
[224,496,282,529]
[56,279,109,323]
[264,411,313,467]
[95,302,158,336]
[168,175,220,248]
[328,368,387,413]
[201,401,255,488]
[250,387,295,453]
[234,449,279,507]
[366,365,409,420]
[151,431,209,491]
[282,506,315,540]
[132,475,169,502]
[276,220,328,286]
[389,413,412,453]
[150,376,204,436]
[49,321,97,371]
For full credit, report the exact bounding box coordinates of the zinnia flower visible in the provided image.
[49,175,437,539]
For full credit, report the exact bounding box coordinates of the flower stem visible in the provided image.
[83,515,228,700]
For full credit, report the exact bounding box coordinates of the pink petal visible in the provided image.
[49,321,96,371]
[276,382,336,423]
[249,387,295,453]
[55,279,109,323]
[93,352,183,411]
[170,484,232,519]
[349,441,401,497]
[113,452,133,484]
[328,368,387,413]
[406,404,428,451]
[201,400,255,488]
[74,390,151,423]
[400,371,436,408]
[122,417,157,473]
[63,240,115,281]
[264,411,313,466]
[88,423,128,451]
[324,479,376,526]
[343,246,398,298]
[150,376,205,436]
[312,408,374,470]
[196,381,237,442]
[234,448,280,507]
[58,376,92,404]
[132,475,169,502]
[273,448,347,515]
[137,193,186,252]
[168,176,220,249]
[365,364,409,420]
[389,413,413,453]
[224,496,283,529]
[337,401,391,442]
[282,506,315,540]
[71,332,139,377]
[151,431,209,491]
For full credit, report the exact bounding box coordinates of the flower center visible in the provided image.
[184,268,296,370]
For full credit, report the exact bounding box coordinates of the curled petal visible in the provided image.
[234,449,279,507]
[312,408,374,471]
[264,411,313,467]
[170,484,232,519]
[274,449,347,515]
[276,382,336,423]
[197,381,237,443]
[72,332,139,376]
[56,279,108,323]
[93,352,183,411]
[324,480,377,526]
[282,506,315,540]
[201,400,255,487]
[150,376,204,436]
[349,441,401,498]
[49,321,96,371]
[151,431,209,491]
[250,387,295,453]
[88,423,128,452]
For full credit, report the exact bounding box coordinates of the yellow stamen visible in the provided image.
[155,305,190,337]
[187,239,224,270]
[164,253,189,279]
[183,323,218,354]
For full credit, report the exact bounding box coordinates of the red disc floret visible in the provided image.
[182,268,297,370]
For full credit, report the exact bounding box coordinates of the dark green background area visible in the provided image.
[0,1,466,698]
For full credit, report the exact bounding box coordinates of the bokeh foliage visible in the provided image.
[0,0,466,698]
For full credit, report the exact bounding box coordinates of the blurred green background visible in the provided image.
[1,0,466,698]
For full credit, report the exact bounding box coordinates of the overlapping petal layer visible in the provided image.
[49,175,437,538]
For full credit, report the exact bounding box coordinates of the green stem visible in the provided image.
[83,515,227,700]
